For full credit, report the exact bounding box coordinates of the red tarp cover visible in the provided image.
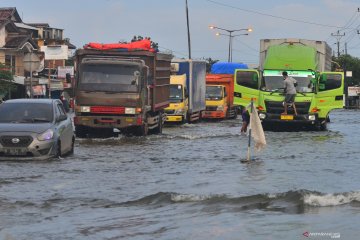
[84,39,155,52]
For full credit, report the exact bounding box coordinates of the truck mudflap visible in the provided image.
[74,115,142,129]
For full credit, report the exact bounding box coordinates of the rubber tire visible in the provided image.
[69,136,75,155]
[75,125,87,138]
[55,141,62,158]
[134,123,149,136]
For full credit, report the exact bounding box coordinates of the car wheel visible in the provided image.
[69,136,75,155]
[56,141,62,158]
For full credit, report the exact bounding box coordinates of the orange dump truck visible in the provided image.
[202,62,248,119]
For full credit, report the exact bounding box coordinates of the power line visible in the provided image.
[206,0,359,30]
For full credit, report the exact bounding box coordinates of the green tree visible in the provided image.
[0,63,15,99]
[332,54,360,86]
[203,57,219,73]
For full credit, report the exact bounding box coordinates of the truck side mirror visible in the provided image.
[185,88,189,98]
[66,73,71,83]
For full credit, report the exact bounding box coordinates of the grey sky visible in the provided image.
[3,0,360,64]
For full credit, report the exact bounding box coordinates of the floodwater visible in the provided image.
[1,109,360,240]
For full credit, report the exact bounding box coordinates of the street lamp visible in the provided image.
[209,25,252,62]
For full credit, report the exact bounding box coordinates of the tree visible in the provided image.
[0,63,15,99]
[203,57,219,73]
[332,54,360,86]
[130,36,159,52]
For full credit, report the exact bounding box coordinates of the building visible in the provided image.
[0,7,76,99]
[0,7,38,78]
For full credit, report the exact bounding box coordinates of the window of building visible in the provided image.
[5,55,16,74]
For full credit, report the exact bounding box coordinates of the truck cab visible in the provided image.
[234,39,344,130]
[203,85,227,119]
[165,75,188,123]
[234,69,344,130]
[73,40,171,137]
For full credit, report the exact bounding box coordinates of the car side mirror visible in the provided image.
[57,115,67,122]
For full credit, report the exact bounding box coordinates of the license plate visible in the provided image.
[280,115,294,120]
[4,149,27,156]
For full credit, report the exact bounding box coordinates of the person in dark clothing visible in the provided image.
[241,107,250,134]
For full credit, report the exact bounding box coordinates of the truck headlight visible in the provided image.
[174,108,185,115]
[259,113,266,119]
[80,106,90,112]
[37,129,54,141]
[217,106,224,111]
[308,115,316,121]
[125,108,136,114]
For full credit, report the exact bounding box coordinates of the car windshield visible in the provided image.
[169,85,183,103]
[262,70,314,93]
[206,86,223,100]
[0,102,53,123]
[79,64,141,93]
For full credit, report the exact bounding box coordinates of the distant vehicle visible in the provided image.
[0,99,75,160]
[165,59,206,123]
[202,62,247,120]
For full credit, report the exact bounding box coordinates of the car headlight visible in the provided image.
[37,129,54,141]
[125,108,136,114]
[80,106,90,112]
[308,115,316,121]
[217,106,224,111]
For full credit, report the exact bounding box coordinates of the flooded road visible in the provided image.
[1,109,360,240]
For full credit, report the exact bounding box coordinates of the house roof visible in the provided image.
[0,19,19,33]
[64,41,76,50]
[15,22,39,31]
[0,7,22,22]
[4,35,38,50]
[27,23,50,28]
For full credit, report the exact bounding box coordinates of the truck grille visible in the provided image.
[165,110,175,114]
[90,106,125,114]
[206,106,218,111]
[0,136,33,147]
[264,101,310,115]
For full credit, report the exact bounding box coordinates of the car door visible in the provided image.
[55,102,72,152]
[233,69,261,107]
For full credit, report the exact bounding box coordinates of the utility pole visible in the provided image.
[185,0,192,59]
[331,30,345,57]
[345,42,347,55]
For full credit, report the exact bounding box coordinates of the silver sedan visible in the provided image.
[0,99,75,160]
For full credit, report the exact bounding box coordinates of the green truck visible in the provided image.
[234,38,344,130]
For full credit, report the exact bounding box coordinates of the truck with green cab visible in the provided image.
[234,38,344,130]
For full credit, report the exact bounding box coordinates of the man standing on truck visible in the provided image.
[282,71,298,115]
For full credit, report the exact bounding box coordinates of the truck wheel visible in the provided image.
[75,125,88,138]
[232,109,238,119]
[134,123,148,136]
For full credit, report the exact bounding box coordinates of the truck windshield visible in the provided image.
[262,70,314,93]
[206,86,223,100]
[169,85,183,103]
[79,64,141,93]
